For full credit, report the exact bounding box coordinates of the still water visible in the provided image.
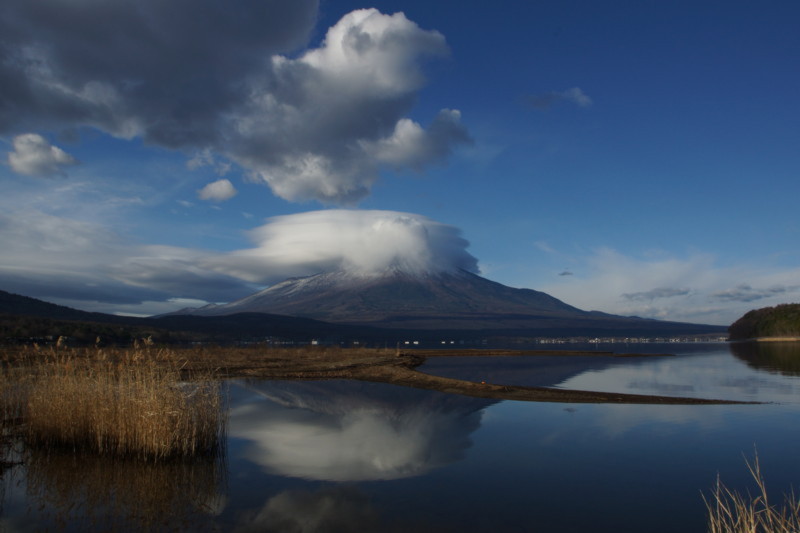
[2,343,799,532]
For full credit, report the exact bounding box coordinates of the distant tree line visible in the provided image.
[0,314,188,345]
[728,303,800,340]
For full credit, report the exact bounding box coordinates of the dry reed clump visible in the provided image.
[704,453,800,533]
[2,343,226,461]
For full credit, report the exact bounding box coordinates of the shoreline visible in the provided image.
[347,364,743,405]
[2,345,751,406]
[205,347,747,405]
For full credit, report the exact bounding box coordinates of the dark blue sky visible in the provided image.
[1,0,798,324]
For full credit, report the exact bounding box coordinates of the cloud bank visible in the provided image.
[0,209,259,309]
[1,2,470,204]
[536,247,800,325]
[0,209,478,314]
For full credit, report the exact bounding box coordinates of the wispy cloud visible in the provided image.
[710,284,800,302]
[622,287,692,301]
[534,241,558,254]
[187,149,231,176]
[527,87,593,110]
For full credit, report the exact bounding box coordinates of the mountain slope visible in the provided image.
[174,269,722,334]
[178,269,581,323]
[1,284,726,341]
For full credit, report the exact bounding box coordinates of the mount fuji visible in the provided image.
[171,268,722,336]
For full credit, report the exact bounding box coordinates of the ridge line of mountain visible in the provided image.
[1,286,726,345]
[167,268,720,334]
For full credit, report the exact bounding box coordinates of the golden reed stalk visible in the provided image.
[1,342,226,460]
[704,452,800,533]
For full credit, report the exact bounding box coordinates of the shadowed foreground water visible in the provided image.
[2,343,799,532]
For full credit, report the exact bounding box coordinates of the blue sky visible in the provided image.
[1,0,798,325]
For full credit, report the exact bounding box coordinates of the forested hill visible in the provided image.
[0,289,127,322]
[728,304,800,340]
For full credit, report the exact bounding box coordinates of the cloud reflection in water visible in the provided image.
[234,486,381,533]
[229,381,494,481]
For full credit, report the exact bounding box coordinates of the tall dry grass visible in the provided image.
[1,342,226,460]
[704,453,800,533]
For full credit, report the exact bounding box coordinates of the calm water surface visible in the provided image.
[2,343,799,532]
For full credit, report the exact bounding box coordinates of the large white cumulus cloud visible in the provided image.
[229,8,470,203]
[0,2,470,203]
[217,210,480,281]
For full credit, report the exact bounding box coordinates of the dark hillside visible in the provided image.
[0,289,132,324]
[728,303,800,340]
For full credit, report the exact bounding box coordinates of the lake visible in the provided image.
[2,342,799,531]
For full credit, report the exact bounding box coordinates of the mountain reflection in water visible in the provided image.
[730,341,800,376]
[228,380,494,481]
